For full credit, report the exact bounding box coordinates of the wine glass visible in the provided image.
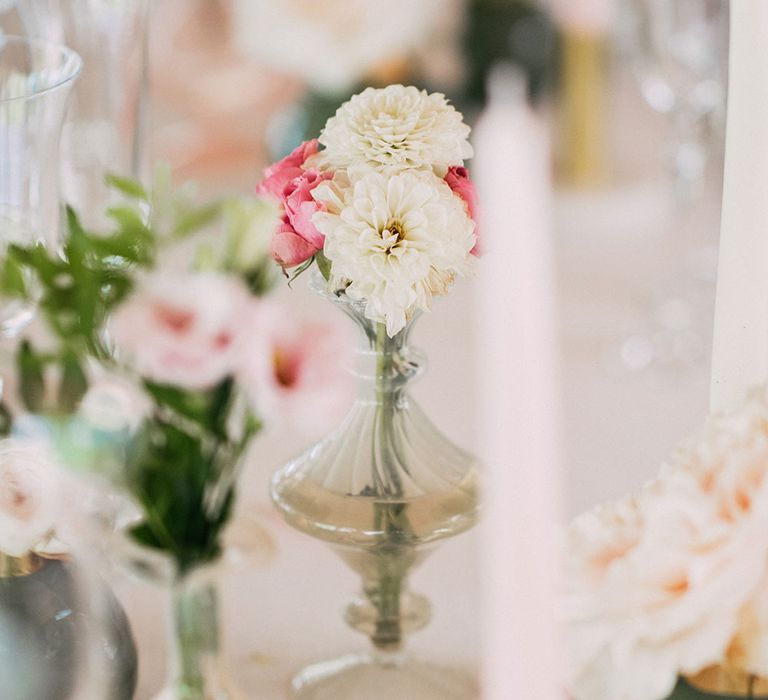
[613,1,728,373]
[15,0,151,229]
[621,0,728,195]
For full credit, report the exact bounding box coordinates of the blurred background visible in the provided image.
[0,0,731,697]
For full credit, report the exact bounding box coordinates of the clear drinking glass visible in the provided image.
[17,0,151,228]
[272,276,479,700]
[0,35,81,336]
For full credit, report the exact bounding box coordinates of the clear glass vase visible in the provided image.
[16,0,151,228]
[155,565,244,700]
[56,454,249,700]
[0,35,81,336]
[271,277,480,700]
[0,550,137,700]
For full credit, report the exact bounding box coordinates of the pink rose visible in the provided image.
[445,165,480,255]
[0,440,61,557]
[283,170,329,249]
[270,222,320,268]
[255,139,319,199]
[111,272,252,391]
[270,169,331,267]
[240,301,354,438]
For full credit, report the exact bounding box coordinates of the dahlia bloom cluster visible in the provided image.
[566,387,768,700]
[257,84,479,336]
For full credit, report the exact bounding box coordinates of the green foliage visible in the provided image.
[666,678,758,699]
[57,351,88,413]
[315,250,332,282]
[17,341,45,412]
[105,173,149,201]
[125,414,236,574]
[463,0,560,107]
[124,377,258,574]
[3,172,271,573]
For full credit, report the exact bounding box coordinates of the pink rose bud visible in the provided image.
[445,165,480,255]
[255,139,319,199]
[283,170,331,249]
[270,222,320,268]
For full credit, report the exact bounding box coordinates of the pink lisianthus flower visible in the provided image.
[255,139,319,199]
[270,169,332,268]
[240,301,354,438]
[110,272,252,391]
[445,165,480,254]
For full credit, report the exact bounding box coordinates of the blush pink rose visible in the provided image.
[0,440,61,557]
[110,272,252,391]
[445,165,480,255]
[270,170,331,268]
[283,170,330,249]
[255,139,319,199]
[239,301,354,438]
[270,221,320,268]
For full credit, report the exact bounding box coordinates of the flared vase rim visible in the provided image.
[0,35,83,104]
[307,269,422,338]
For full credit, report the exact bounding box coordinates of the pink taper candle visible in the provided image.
[474,66,564,700]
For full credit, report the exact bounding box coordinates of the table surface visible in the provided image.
[115,73,724,699]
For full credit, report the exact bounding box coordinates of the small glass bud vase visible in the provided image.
[156,563,245,700]
[271,278,479,700]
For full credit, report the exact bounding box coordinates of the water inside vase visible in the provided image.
[274,466,478,555]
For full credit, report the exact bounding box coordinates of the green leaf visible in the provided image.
[123,417,233,571]
[172,201,223,239]
[57,353,88,413]
[143,378,234,438]
[665,677,753,699]
[315,249,332,281]
[0,255,27,297]
[105,173,149,201]
[17,341,46,412]
[0,402,12,436]
[127,522,165,552]
[287,256,316,287]
[106,205,146,233]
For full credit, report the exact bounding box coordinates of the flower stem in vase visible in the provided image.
[369,322,413,651]
[161,568,242,700]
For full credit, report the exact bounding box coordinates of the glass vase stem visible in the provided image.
[369,323,411,651]
[170,575,220,700]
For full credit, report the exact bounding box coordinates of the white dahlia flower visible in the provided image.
[315,85,472,175]
[312,170,476,335]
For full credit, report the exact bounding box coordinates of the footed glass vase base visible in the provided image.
[291,652,478,700]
